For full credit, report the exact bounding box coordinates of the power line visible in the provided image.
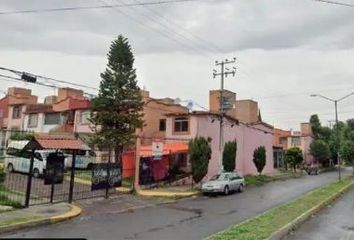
[117,0,211,54]
[313,0,354,8]
[130,0,222,53]
[100,0,208,55]
[0,66,98,91]
[0,73,57,89]
[0,0,205,16]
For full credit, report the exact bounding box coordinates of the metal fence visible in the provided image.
[0,130,134,207]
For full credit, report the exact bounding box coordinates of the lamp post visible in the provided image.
[310,92,354,181]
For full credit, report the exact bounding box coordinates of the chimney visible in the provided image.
[44,95,58,105]
[57,88,84,102]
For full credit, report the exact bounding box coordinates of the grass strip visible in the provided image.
[244,172,304,186]
[209,177,354,240]
[0,216,41,227]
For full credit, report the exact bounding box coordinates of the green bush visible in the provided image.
[253,146,266,175]
[223,141,237,172]
[189,137,212,183]
[284,147,303,172]
[0,166,5,184]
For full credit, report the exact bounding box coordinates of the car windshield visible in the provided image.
[210,174,229,181]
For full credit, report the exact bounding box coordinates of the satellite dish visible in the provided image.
[186,101,194,111]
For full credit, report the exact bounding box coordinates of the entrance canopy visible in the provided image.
[140,142,188,158]
[24,134,90,151]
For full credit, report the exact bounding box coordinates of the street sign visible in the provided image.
[152,138,164,160]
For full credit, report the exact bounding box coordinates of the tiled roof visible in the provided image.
[29,134,90,150]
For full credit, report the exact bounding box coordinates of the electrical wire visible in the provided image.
[130,0,222,53]
[0,66,98,91]
[100,0,208,55]
[313,0,354,8]
[117,0,209,54]
[0,0,205,15]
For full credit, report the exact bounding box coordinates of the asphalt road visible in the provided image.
[2,168,352,240]
[285,184,354,240]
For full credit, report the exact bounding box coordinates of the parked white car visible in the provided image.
[202,172,245,195]
[64,150,95,169]
[4,140,57,178]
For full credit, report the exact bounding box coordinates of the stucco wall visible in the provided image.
[166,114,274,180]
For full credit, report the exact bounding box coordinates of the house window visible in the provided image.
[291,137,301,146]
[80,111,90,124]
[280,137,287,145]
[159,119,166,131]
[0,109,3,118]
[174,117,188,132]
[28,114,38,128]
[12,106,21,119]
[44,113,60,125]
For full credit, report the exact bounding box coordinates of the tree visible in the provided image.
[320,126,332,143]
[90,35,144,164]
[10,132,34,141]
[340,140,354,174]
[253,146,266,175]
[189,137,211,183]
[284,147,303,173]
[310,139,331,166]
[310,114,322,140]
[222,140,237,172]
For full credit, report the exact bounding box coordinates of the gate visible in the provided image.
[0,132,131,207]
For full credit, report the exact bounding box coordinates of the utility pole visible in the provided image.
[213,58,237,173]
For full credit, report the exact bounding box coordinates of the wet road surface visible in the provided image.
[285,184,354,240]
[2,168,351,240]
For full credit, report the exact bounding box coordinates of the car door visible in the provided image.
[232,174,241,190]
[229,173,237,191]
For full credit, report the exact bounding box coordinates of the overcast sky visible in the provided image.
[1,0,354,130]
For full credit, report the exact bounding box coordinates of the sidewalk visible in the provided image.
[137,185,200,198]
[0,203,81,234]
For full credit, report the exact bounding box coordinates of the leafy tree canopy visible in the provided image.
[284,147,303,171]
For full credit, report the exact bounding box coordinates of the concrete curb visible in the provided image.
[0,204,82,234]
[50,204,82,223]
[268,180,354,240]
[137,189,200,199]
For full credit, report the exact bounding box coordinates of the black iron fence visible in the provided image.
[0,130,134,207]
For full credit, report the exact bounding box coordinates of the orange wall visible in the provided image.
[142,100,188,145]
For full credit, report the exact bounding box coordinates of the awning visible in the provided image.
[24,134,91,151]
[140,142,188,158]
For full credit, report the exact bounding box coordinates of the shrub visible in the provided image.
[222,140,237,172]
[284,147,304,173]
[189,137,212,183]
[253,146,266,175]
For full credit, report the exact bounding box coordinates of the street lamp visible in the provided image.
[310,92,354,181]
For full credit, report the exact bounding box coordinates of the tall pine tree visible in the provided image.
[90,35,144,164]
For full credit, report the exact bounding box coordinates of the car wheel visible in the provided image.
[223,186,229,195]
[33,168,40,178]
[203,192,209,197]
[238,184,244,193]
[7,163,14,173]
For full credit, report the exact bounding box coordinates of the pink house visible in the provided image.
[165,112,274,179]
